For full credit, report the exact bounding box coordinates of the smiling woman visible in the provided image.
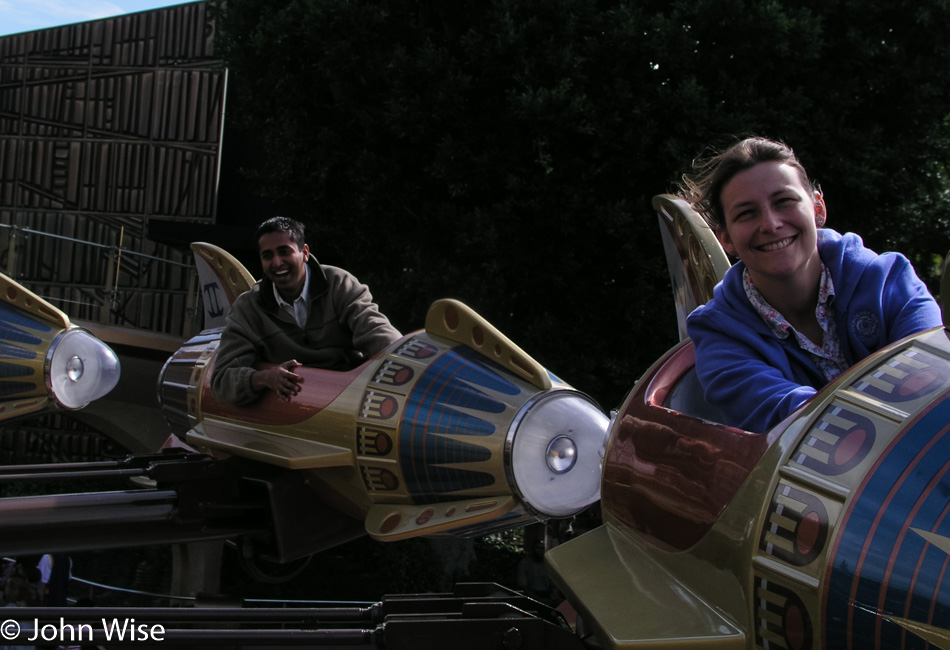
[717,161,825,341]
[678,136,942,432]
[0,0,189,37]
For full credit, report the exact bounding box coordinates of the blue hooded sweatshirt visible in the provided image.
[686,229,941,433]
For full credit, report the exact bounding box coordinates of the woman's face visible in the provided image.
[717,161,824,287]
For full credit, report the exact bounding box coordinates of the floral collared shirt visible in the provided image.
[743,264,849,383]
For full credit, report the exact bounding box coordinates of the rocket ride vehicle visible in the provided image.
[157,242,611,556]
[546,196,950,649]
[0,272,120,422]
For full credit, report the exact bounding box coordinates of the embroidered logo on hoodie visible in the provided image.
[851,310,880,345]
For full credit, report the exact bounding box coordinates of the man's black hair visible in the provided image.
[255,217,305,248]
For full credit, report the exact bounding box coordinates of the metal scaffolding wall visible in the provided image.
[0,1,225,338]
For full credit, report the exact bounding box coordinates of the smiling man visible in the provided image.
[211,217,401,404]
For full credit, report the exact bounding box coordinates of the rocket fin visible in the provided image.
[0,396,50,422]
[653,194,731,342]
[546,525,745,647]
[187,420,353,469]
[425,299,552,390]
[190,242,256,329]
[0,271,70,330]
[364,496,518,542]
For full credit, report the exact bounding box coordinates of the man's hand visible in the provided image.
[251,360,304,402]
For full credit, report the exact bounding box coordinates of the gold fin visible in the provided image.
[425,299,552,390]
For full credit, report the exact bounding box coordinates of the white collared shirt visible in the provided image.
[273,264,311,328]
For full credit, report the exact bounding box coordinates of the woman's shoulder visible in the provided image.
[819,229,885,273]
[820,229,911,276]
[817,228,864,253]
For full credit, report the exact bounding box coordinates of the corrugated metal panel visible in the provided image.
[0,6,226,220]
[0,2,222,337]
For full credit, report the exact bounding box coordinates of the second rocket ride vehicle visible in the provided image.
[158,242,610,555]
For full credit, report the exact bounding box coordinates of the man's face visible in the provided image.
[258,231,309,300]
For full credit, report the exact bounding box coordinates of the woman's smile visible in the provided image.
[758,235,796,252]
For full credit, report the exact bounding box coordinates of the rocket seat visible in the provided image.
[645,339,725,424]
[660,347,725,423]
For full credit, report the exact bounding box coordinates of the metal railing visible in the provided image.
[0,222,201,338]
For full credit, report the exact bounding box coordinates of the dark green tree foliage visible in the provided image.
[218,0,950,409]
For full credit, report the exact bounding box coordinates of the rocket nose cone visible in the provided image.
[508,391,609,518]
[47,328,121,409]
